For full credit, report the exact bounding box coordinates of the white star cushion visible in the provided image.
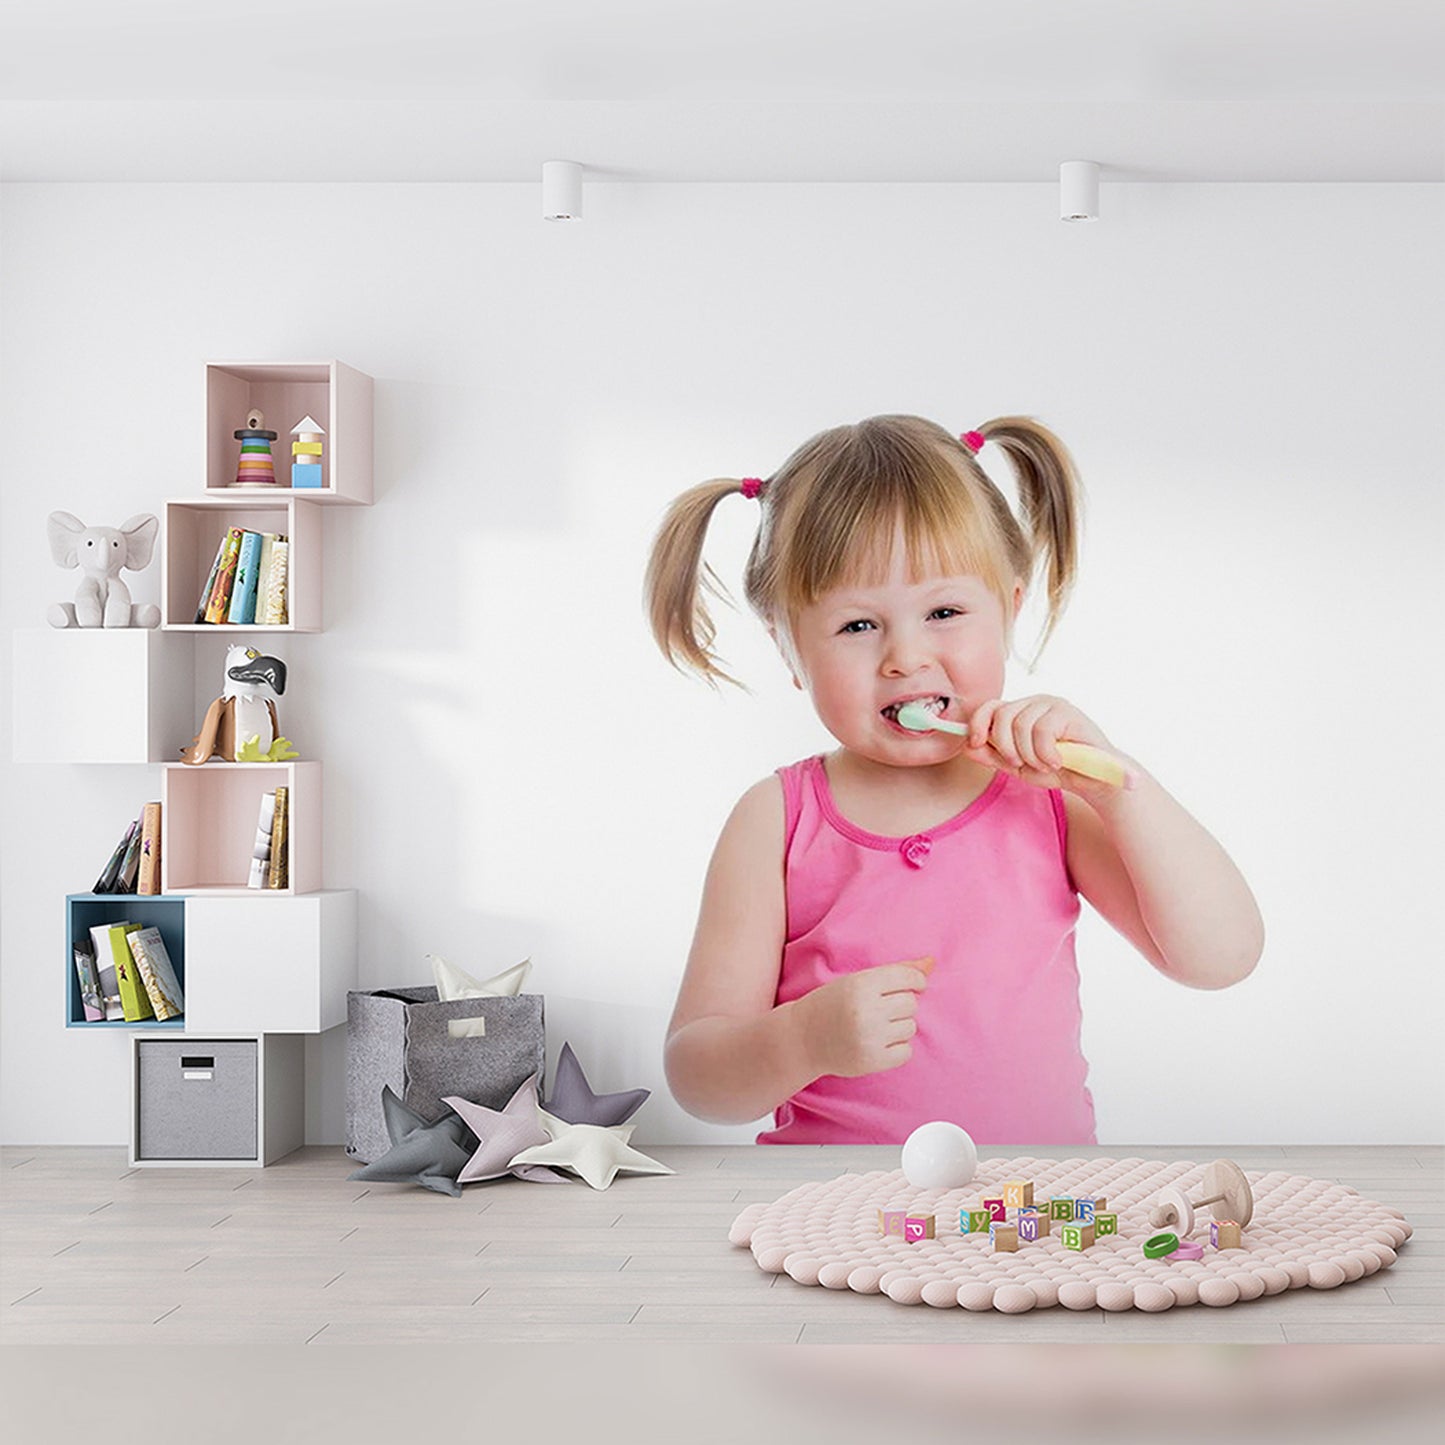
[508,1107,674,1191]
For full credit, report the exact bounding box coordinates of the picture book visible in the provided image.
[90,921,152,1021]
[260,539,289,625]
[127,926,184,1021]
[204,526,244,624]
[194,532,229,622]
[137,802,162,895]
[248,789,276,889]
[226,529,263,625]
[115,820,144,894]
[268,786,289,889]
[73,940,105,1022]
[93,818,138,894]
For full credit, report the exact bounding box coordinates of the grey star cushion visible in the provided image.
[543,1041,650,1127]
[347,1085,475,1198]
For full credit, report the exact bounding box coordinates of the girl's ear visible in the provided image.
[1011,580,1026,619]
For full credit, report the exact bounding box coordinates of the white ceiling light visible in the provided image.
[1059,161,1100,222]
[543,161,583,221]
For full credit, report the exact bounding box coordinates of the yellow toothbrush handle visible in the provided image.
[1057,741,1132,789]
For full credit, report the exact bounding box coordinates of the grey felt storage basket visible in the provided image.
[345,986,545,1163]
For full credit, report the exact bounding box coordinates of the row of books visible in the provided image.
[251,786,290,889]
[75,922,184,1023]
[196,527,290,625]
[94,803,162,895]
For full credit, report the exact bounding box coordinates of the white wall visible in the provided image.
[1,181,1440,1148]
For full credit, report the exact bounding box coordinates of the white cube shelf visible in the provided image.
[162,496,321,632]
[162,760,320,895]
[129,1032,305,1168]
[183,889,356,1034]
[205,360,373,503]
[12,628,195,764]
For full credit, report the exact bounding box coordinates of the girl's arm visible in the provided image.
[664,777,815,1124]
[1063,774,1264,989]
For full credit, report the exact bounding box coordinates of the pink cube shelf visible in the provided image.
[162,497,321,631]
[204,361,372,503]
[161,761,319,895]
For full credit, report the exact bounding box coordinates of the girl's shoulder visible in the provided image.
[727,771,786,841]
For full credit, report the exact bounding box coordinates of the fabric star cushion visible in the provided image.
[444,1075,566,1184]
[543,1041,650,1127]
[347,1085,475,1198]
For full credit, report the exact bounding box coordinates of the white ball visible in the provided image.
[901,1121,978,1190]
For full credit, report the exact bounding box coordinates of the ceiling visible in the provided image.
[2,0,1441,182]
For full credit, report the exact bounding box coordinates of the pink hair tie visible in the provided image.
[961,430,986,454]
[740,477,766,500]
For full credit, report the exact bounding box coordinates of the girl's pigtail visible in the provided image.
[975,415,1083,654]
[644,478,753,689]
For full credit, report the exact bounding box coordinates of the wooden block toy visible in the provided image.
[1094,1211,1118,1237]
[1003,1180,1034,1208]
[1074,1196,1097,1221]
[1017,1212,1045,1242]
[990,1223,1019,1252]
[1211,1219,1242,1250]
[1049,1196,1074,1221]
[878,1209,907,1238]
[982,1197,1006,1222]
[1062,1222,1096,1251]
[960,1208,992,1234]
[903,1214,936,1243]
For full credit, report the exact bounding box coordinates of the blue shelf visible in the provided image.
[67,893,187,1030]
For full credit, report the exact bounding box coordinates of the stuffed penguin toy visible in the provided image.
[180,645,288,764]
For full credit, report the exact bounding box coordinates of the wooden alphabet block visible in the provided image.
[983,1197,1006,1222]
[903,1214,936,1243]
[1074,1197,1097,1222]
[1062,1222,1096,1251]
[1211,1219,1242,1250]
[878,1210,908,1238]
[990,1223,1019,1252]
[1003,1180,1035,1208]
[1094,1211,1118,1237]
[1017,1212,1045,1242]
[1049,1196,1074,1221]
[961,1207,992,1234]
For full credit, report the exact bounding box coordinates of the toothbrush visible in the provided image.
[894,702,1134,789]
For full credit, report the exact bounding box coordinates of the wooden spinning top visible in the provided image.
[1148,1159,1254,1236]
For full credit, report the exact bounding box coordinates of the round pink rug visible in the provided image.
[728,1156,1412,1312]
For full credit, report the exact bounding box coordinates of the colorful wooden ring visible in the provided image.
[1143,1231,1180,1258]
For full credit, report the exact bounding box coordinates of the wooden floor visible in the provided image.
[2,1143,1441,1344]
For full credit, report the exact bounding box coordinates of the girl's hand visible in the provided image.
[964,695,1134,800]
[795,957,932,1079]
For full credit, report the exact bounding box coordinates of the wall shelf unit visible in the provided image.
[67,893,187,1029]
[162,495,321,632]
[204,360,373,503]
[12,630,195,764]
[162,760,320,895]
[129,1033,305,1168]
[15,356,373,1168]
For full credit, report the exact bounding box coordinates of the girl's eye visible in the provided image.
[930,607,963,620]
[839,619,875,634]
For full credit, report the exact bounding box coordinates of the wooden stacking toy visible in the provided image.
[1148,1159,1254,1237]
[290,414,325,488]
[233,408,278,487]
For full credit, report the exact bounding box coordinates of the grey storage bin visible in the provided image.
[137,1039,258,1160]
[346,987,545,1163]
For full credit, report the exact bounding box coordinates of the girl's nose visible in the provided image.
[881,629,928,676]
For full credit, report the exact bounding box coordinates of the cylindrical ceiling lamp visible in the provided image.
[1059,161,1100,222]
[543,161,583,222]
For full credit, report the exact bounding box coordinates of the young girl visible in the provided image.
[644,414,1263,1145]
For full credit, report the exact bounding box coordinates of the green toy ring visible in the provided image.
[1143,1231,1180,1258]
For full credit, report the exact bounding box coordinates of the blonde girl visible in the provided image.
[645,415,1262,1144]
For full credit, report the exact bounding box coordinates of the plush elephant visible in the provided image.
[47,511,161,628]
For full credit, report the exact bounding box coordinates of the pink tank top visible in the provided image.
[757,755,1096,1146]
